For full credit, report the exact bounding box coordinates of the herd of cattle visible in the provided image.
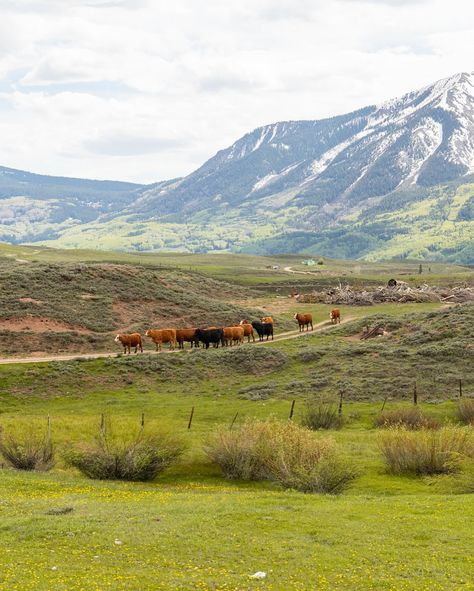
[114,309,341,354]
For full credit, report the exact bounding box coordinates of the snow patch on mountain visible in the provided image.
[251,161,301,193]
[399,119,443,183]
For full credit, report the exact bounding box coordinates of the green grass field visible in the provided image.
[1,244,474,590]
[1,303,474,590]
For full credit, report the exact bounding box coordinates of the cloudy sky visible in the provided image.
[0,0,473,184]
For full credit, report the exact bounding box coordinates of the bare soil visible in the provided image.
[0,316,92,334]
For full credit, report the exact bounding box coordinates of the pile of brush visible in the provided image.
[295,281,474,306]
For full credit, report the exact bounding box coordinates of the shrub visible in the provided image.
[302,402,344,430]
[264,423,357,494]
[64,431,184,481]
[204,421,273,480]
[205,420,357,493]
[456,399,474,426]
[238,384,277,401]
[0,429,54,471]
[297,350,324,363]
[379,427,474,476]
[374,406,441,430]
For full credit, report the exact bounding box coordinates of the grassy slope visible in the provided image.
[0,254,287,355]
[1,242,471,287]
[3,242,470,356]
[1,249,474,589]
[1,306,474,590]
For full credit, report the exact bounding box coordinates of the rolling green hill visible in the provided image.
[34,177,474,263]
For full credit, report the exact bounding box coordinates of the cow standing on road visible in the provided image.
[115,333,143,354]
[294,313,313,332]
[195,328,225,349]
[251,321,274,341]
[145,329,177,351]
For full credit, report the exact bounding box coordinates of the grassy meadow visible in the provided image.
[0,244,473,590]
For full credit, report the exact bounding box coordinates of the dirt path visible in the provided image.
[0,317,355,366]
[283,265,323,277]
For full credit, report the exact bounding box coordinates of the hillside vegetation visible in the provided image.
[2,303,472,402]
[1,268,474,590]
[0,257,271,355]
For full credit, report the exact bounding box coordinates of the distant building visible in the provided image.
[302,259,316,266]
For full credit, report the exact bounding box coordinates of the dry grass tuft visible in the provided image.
[205,419,357,494]
[375,406,440,430]
[379,427,474,476]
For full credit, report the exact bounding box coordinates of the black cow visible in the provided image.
[195,328,225,349]
[251,321,274,342]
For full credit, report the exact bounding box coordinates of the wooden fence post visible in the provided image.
[187,407,195,430]
[47,415,51,441]
[380,396,388,413]
[140,412,145,430]
[338,391,344,416]
[100,413,105,437]
[289,400,296,420]
[413,382,418,405]
[459,379,463,398]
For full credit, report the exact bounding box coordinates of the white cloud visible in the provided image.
[0,0,473,183]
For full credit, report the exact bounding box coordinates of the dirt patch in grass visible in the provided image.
[0,316,92,333]
[18,297,43,305]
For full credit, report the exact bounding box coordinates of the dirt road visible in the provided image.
[0,317,354,365]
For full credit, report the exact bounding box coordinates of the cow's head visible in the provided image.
[293,313,298,320]
[145,330,151,337]
[114,334,121,343]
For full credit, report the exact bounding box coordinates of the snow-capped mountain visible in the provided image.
[1,72,474,261]
[131,71,474,224]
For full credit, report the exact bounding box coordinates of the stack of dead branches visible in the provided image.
[295,283,474,306]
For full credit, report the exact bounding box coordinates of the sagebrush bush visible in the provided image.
[302,402,344,430]
[204,421,273,480]
[379,427,474,476]
[456,399,474,426]
[0,430,54,471]
[205,420,357,494]
[264,423,357,494]
[375,406,441,430]
[64,431,184,481]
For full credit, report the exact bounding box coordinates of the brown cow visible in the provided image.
[176,328,199,349]
[329,309,341,324]
[236,321,255,343]
[294,312,313,332]
[231,326,245,345]
[145,328,177,351]
[222,326,245,346]
[115,333,143,354]
[261,316,274,324]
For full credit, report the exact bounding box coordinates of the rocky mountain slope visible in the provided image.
[131,71,474,222]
